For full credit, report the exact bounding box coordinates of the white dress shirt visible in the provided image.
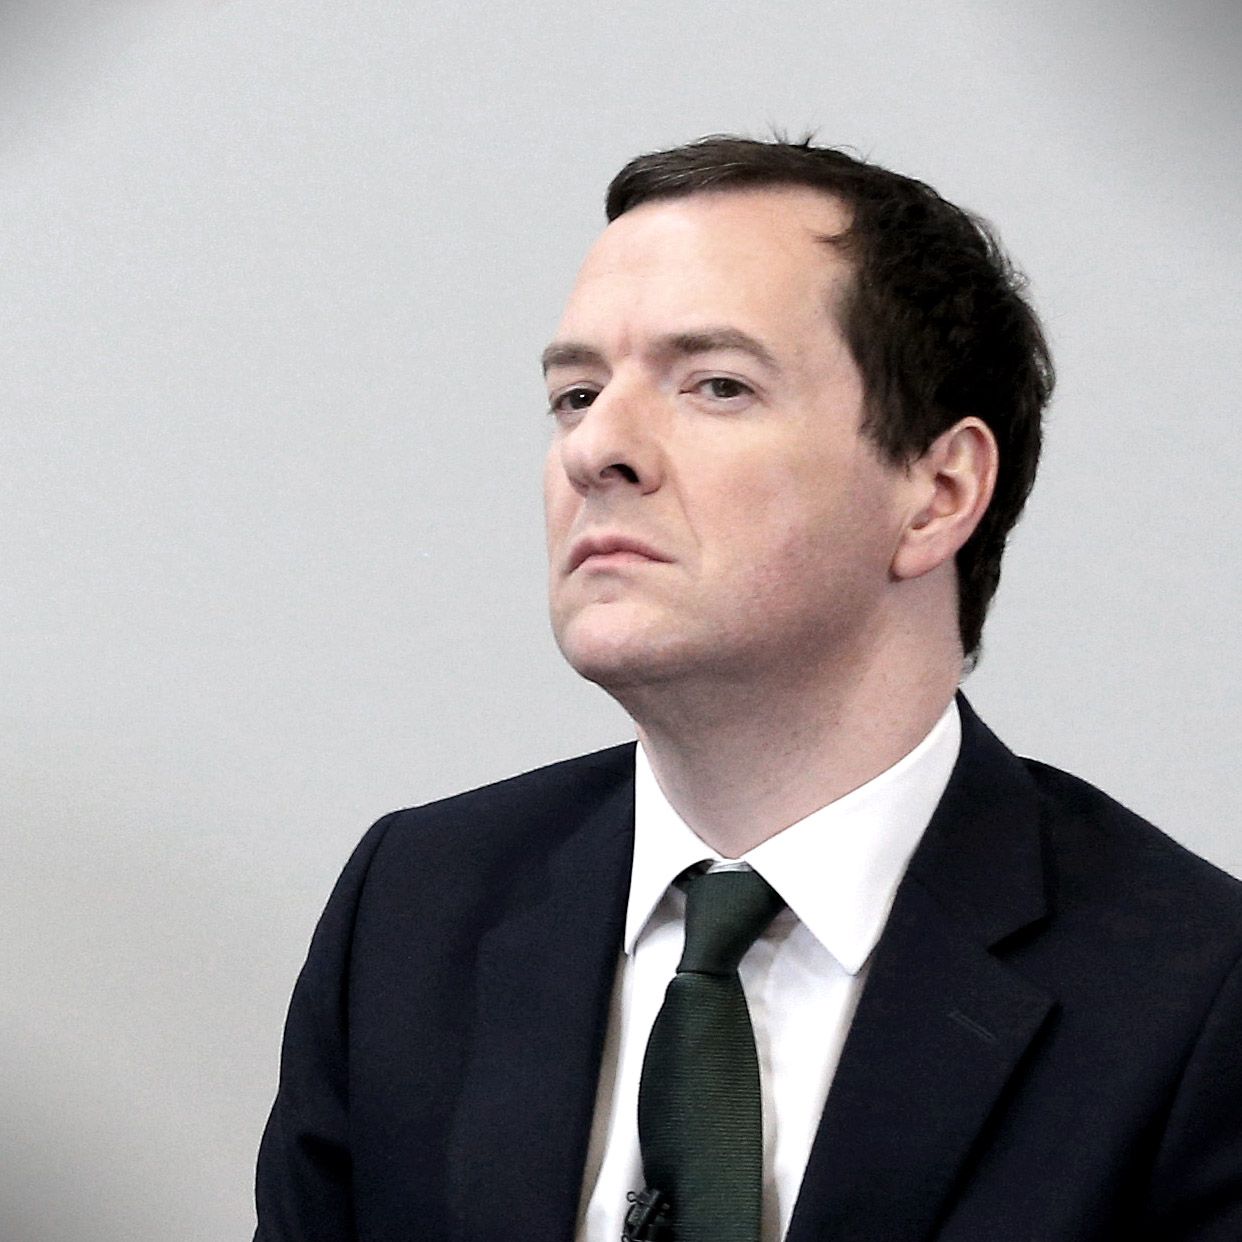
[575,701,962,1242]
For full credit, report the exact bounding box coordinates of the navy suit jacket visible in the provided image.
[255,699,1242,1239]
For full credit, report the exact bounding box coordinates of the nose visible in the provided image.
[555,380,663,498]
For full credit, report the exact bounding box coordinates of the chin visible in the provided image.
[553,611,694,691]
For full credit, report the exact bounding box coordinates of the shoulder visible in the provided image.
[301,742,635,970]
[935,699,1242,982]
[1007,754,1242,1028]
[1024,755,1242,929]
[382,739,635,843]
[952,697,1242,933]
[346,741,637,894]
[394,741,636,823]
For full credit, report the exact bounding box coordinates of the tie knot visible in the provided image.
[677,869,784,976]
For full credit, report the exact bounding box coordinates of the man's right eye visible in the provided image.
[549,386,598,415]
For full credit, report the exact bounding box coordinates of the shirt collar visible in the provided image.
[625,700,962,974]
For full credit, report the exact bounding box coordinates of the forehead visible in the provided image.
[557,186,854,342]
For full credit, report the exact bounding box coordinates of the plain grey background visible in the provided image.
[2,1,1238,1238]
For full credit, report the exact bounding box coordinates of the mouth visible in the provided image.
[567,534,670,574]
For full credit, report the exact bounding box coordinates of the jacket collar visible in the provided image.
[786,695,1054,1241]
[448,748,636,1242]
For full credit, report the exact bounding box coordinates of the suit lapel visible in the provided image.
[449,763,634,1242]
[787,698,1055,1242]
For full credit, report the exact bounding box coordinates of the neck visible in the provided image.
[618,638,962,859]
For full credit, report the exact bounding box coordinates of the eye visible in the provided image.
[549,386,599,416]
[692,376,755,402]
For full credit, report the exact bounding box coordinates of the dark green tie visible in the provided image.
[631,868,785,1242]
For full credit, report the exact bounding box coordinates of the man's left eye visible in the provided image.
[696,377,752,400]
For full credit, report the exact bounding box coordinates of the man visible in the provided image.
[254,137,1242,1241]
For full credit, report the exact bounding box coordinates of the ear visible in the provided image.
[890,418,998,581]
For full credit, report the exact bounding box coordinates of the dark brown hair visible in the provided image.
[606,135,1054,661]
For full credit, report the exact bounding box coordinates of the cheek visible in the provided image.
[711,457,888,591]
[695,471,820,598]
[725,456,833,544]
[543,456,575,540]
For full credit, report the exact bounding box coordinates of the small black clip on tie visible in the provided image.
[622,1187,672,1241]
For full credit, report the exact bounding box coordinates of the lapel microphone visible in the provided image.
[622,1187,673,1240]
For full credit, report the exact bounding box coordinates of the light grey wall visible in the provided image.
[2,1,1238,1237]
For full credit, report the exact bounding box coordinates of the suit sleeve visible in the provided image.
[253,812,397,1242]
[1144,947,1242,1240]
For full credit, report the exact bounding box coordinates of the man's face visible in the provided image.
[543,187,914,695]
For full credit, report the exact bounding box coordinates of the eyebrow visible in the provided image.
[541,327,781,376]
[540,342,606,375]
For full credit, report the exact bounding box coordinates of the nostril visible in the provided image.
[605,462,640,484]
